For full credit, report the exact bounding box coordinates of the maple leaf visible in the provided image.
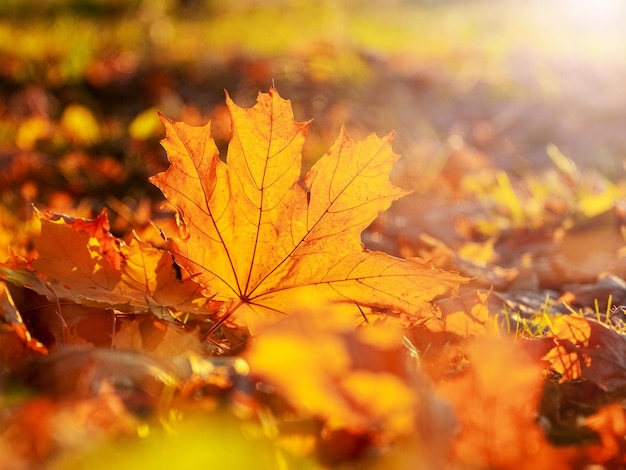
[0,209,209,318]
[151,88,464,333]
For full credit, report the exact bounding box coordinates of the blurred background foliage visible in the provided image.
[0,0,625,235]
[1,2,626,467]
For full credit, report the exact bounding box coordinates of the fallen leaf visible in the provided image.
[60,104,101,145]
[151,88,464,334]
[245,309,455,465]
[0,281,47,367]
[11,346,180,414]
[19,298,115,348]
[40,209,125,270]
[436,289,500,338]
[0,209,210,318]
[543,315,626,391]
[16,115,52,150]
[0,384,139,468]
[129,107,163,141]
[560,274,626,313]
[434,337,573,469]
[581,403,626,464]
[417,233,518,290]
[456,236,498,265]
[112,316,204,358]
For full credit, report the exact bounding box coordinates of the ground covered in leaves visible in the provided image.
[1,0,626,469]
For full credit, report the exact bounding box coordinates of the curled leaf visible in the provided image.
[0,281,47,367]
[0,210,209,317]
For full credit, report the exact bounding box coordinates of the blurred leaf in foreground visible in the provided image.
[49,413,321,470]
[435,337,573,469]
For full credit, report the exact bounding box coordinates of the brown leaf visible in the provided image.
[543,315,626,391]
[560,274,626,312]
[0,281,47,367]
[20,299,115,348]
[40,209,125,270]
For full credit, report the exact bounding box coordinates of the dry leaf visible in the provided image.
[560,274,626,312]
[435,290,500,338]
[151,88,464,334]
[435,337,572,469]
[0,281,47,367]
[0,209,210,317]
[112,316,204,358]
[245,309,455,466]
[0,385,139,467]
[543,315,626,391]
[245,312,416,436]
[581,403,626,464]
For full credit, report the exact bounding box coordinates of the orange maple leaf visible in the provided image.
[0,209,209,317]
[151,88,464,334]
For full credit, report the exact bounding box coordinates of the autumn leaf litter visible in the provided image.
[0,89,625,469]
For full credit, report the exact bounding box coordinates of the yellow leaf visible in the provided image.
[129,107,163,141]
[60,104,100,145]
[16,116,51,150]
[151,88,465,334]
[457,236,498,265]
[436,290,499,338]
[245,310,420,438]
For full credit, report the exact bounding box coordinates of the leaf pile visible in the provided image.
[0,89,625,469]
